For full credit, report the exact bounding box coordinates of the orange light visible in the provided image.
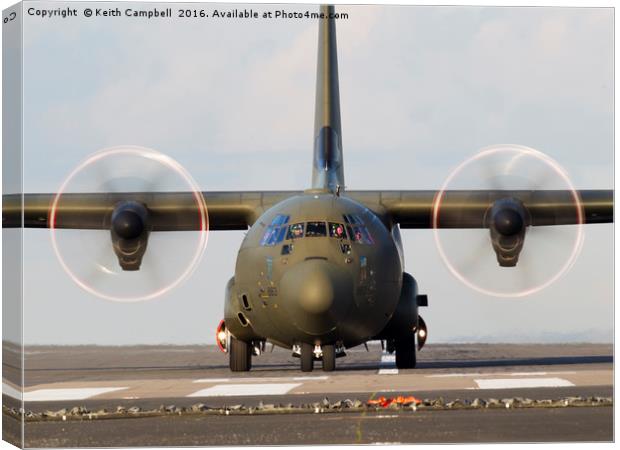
[367,395,421,408]
[216,320,227,353]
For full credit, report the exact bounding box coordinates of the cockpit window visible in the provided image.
[343,214,374,245]
[287,223,305,240]
[262,217,371,245]
[329,222,347,239]
[306,221,327,237]
[346,225,355,242]
[343,214,363,225]
[351,227,363,243]
[259,228,275,246]
[260,214,290,246]
[351,226,374,245]
[271,226,287,245]
[272,214,290,226]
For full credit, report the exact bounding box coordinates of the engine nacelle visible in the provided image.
[485,198,530,267]
[110,201,150,270]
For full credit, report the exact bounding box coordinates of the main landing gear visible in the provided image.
[300,342,313,372]
[385,337,417,369]
[229,336,252,372]
[394,337,416,369]
[322,344,336,372]
[385,316,428,369]
[298,343,337,372]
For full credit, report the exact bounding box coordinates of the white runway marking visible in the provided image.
[187,383,302,397]
[193,376,328,384]
[378,352,398,375]
[509,371,576,376]
[475,378,575,390]
[378,368,399,375]
[427,373,486,378]
[428,371,577,378]
[380,353,395,362]
[293,376,329,381]
[22,387,127,402]
[193,378,231,383]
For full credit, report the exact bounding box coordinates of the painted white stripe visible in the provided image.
[3,383,22,400]
[475,377,575,390]
[509,371,576,376]
[23,387,128,402]
[193,376,328,384]
[427,373,486,378]
[292,376,329,381]
[193,378,231,383]
[378,352,398,375]
[509,372,550,376]
[378,368,399,375]
[380,353,395,363]
[428,371,577,378]
[187,383,301,397]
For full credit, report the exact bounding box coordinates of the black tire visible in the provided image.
[230,337,251,372]
[300,342,314,372]
[322,344,336,372]
[246,344,252,371]
[395,337,416,369]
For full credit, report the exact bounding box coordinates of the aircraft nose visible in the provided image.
[297,263,334,314]
[280,259,353,335]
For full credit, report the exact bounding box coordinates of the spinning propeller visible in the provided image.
[50,146,209,302]
[432,145,584,298]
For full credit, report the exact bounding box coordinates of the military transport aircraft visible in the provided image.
[3,5,613,372]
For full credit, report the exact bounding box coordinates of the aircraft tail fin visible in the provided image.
[312,4,344,193]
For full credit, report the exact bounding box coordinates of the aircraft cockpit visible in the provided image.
[259,214,374,248]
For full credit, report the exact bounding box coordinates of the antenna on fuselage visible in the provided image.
[311,4,345,194]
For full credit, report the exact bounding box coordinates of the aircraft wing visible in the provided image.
[3,189,612,231]
[347,189,613,228]
[2,191,300,231]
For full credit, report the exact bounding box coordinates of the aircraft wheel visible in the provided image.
[230,337,251,372]
[322,344,336,372]
[300,342,314,372]
[395,337,416,369]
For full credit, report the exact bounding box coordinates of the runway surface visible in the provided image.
[2,342,613,446]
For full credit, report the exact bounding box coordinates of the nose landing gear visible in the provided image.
[300,342,314,372]
[322,344,336,372]
[297,343,339,372]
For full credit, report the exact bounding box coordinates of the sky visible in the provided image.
[4,2,613,345]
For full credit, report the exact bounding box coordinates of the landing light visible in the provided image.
[216,320,228,353]
[313,345,323,359]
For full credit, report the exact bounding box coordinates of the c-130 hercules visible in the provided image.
[3,5,613,372]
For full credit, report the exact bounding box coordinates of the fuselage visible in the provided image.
[225,191,403,349]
